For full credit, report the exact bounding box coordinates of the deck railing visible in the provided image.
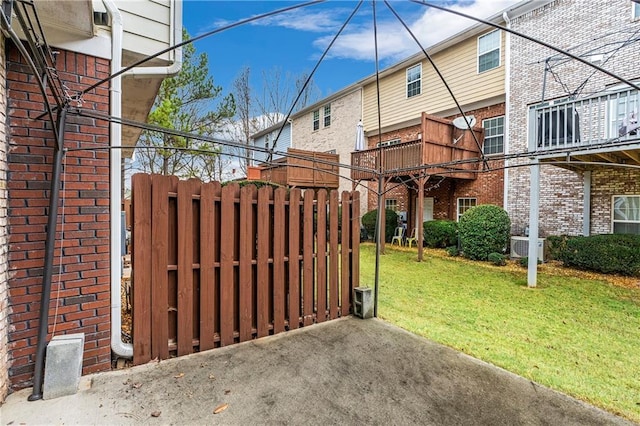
[529,87,639,152]
[259,148,340,189]
[351,140,422,180]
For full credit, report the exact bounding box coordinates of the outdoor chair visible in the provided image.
[391,226,405,246]
[405,227,419,248]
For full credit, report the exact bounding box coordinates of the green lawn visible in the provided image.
[359,243,640,423]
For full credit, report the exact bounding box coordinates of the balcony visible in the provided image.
[529,87,640,169]
[251,148,340,189]
[351,113,484,181]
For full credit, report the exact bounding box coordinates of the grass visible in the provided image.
[359,243,640,423]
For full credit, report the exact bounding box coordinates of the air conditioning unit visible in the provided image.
[510,236,546,262]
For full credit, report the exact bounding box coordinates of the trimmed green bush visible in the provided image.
[558,234,640,276]
[423,220,458,248]
[361,209,398,243]
[458,204,511,261]
[546,235,572,261]
[488,252,507,266]
[446,246,459,257]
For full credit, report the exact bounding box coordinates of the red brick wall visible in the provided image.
[6,45,112,390]
[365,104,506,220]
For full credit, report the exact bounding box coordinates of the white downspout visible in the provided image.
[104,0,183,358]
[103,0,130,357]
[502,11,511,213]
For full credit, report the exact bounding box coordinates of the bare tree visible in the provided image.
[221,66,322,177]
[256,67,321,126]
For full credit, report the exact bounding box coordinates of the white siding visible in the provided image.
[116,0,175,63]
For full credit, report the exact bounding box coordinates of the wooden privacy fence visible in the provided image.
[131,174,360,365]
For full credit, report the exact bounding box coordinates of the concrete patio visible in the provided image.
[2,317,634,425]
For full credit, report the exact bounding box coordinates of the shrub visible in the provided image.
[488,252,507,266]
[423,220,458,248]
[558,234,640,276]
[446,246,459,257]
[519,256,542,267]
[223,180,282,190]
[361,209,398,243]
[458,205,511,261]
[546,235,573,261]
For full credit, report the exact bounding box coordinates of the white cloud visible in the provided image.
[250,8,348,33]
[314,0,518,63]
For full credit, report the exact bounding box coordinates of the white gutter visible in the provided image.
[103,0,131,358]
[104,0,183,358]
[502,11,511,213]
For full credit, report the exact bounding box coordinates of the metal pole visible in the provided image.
[29,106,67,401]
[374,173,383,317]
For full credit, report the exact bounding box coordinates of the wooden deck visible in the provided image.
[255,148,340,189]
[351,113,484,181]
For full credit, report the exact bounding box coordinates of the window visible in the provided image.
[482,116,504,155]
[457,198,476,221]
[312,109,320,131]
[612,195,640,234]
[478,30,500,73]
[607,91,638,138]
[376,138,401,147]
[385,199,398,211]
[406,64,421,98]
[323,104,331,127]
[634,2,640,20]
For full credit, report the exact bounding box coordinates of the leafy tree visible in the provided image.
[135,29,235,180]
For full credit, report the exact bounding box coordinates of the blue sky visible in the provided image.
[183,0,517,108]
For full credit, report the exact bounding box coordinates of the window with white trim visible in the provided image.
[457,198,477,221]
[634,2,640,20]
[482,116,504,155]
[406,64,421,98]
[478,30,500,73]
[385,199,398,211]
[312,109,320,131]
[612,195,640,234]
[323,104,331,127]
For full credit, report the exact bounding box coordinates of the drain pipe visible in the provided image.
[29,106,68,401]
[103,0,131,358]
[103,0,182,358]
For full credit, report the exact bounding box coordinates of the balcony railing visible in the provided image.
[351,113,484,181]
[529,87,639,153]
[351,140,422,180]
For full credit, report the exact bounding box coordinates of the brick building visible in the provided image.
[0,1,181,401]
[0,32,9,402]
[5,46,112,390]
[350,7,518,233]
[506,0,640,237]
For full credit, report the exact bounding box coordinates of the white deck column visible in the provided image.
[583,171,591,236]
[528,159,540,288]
